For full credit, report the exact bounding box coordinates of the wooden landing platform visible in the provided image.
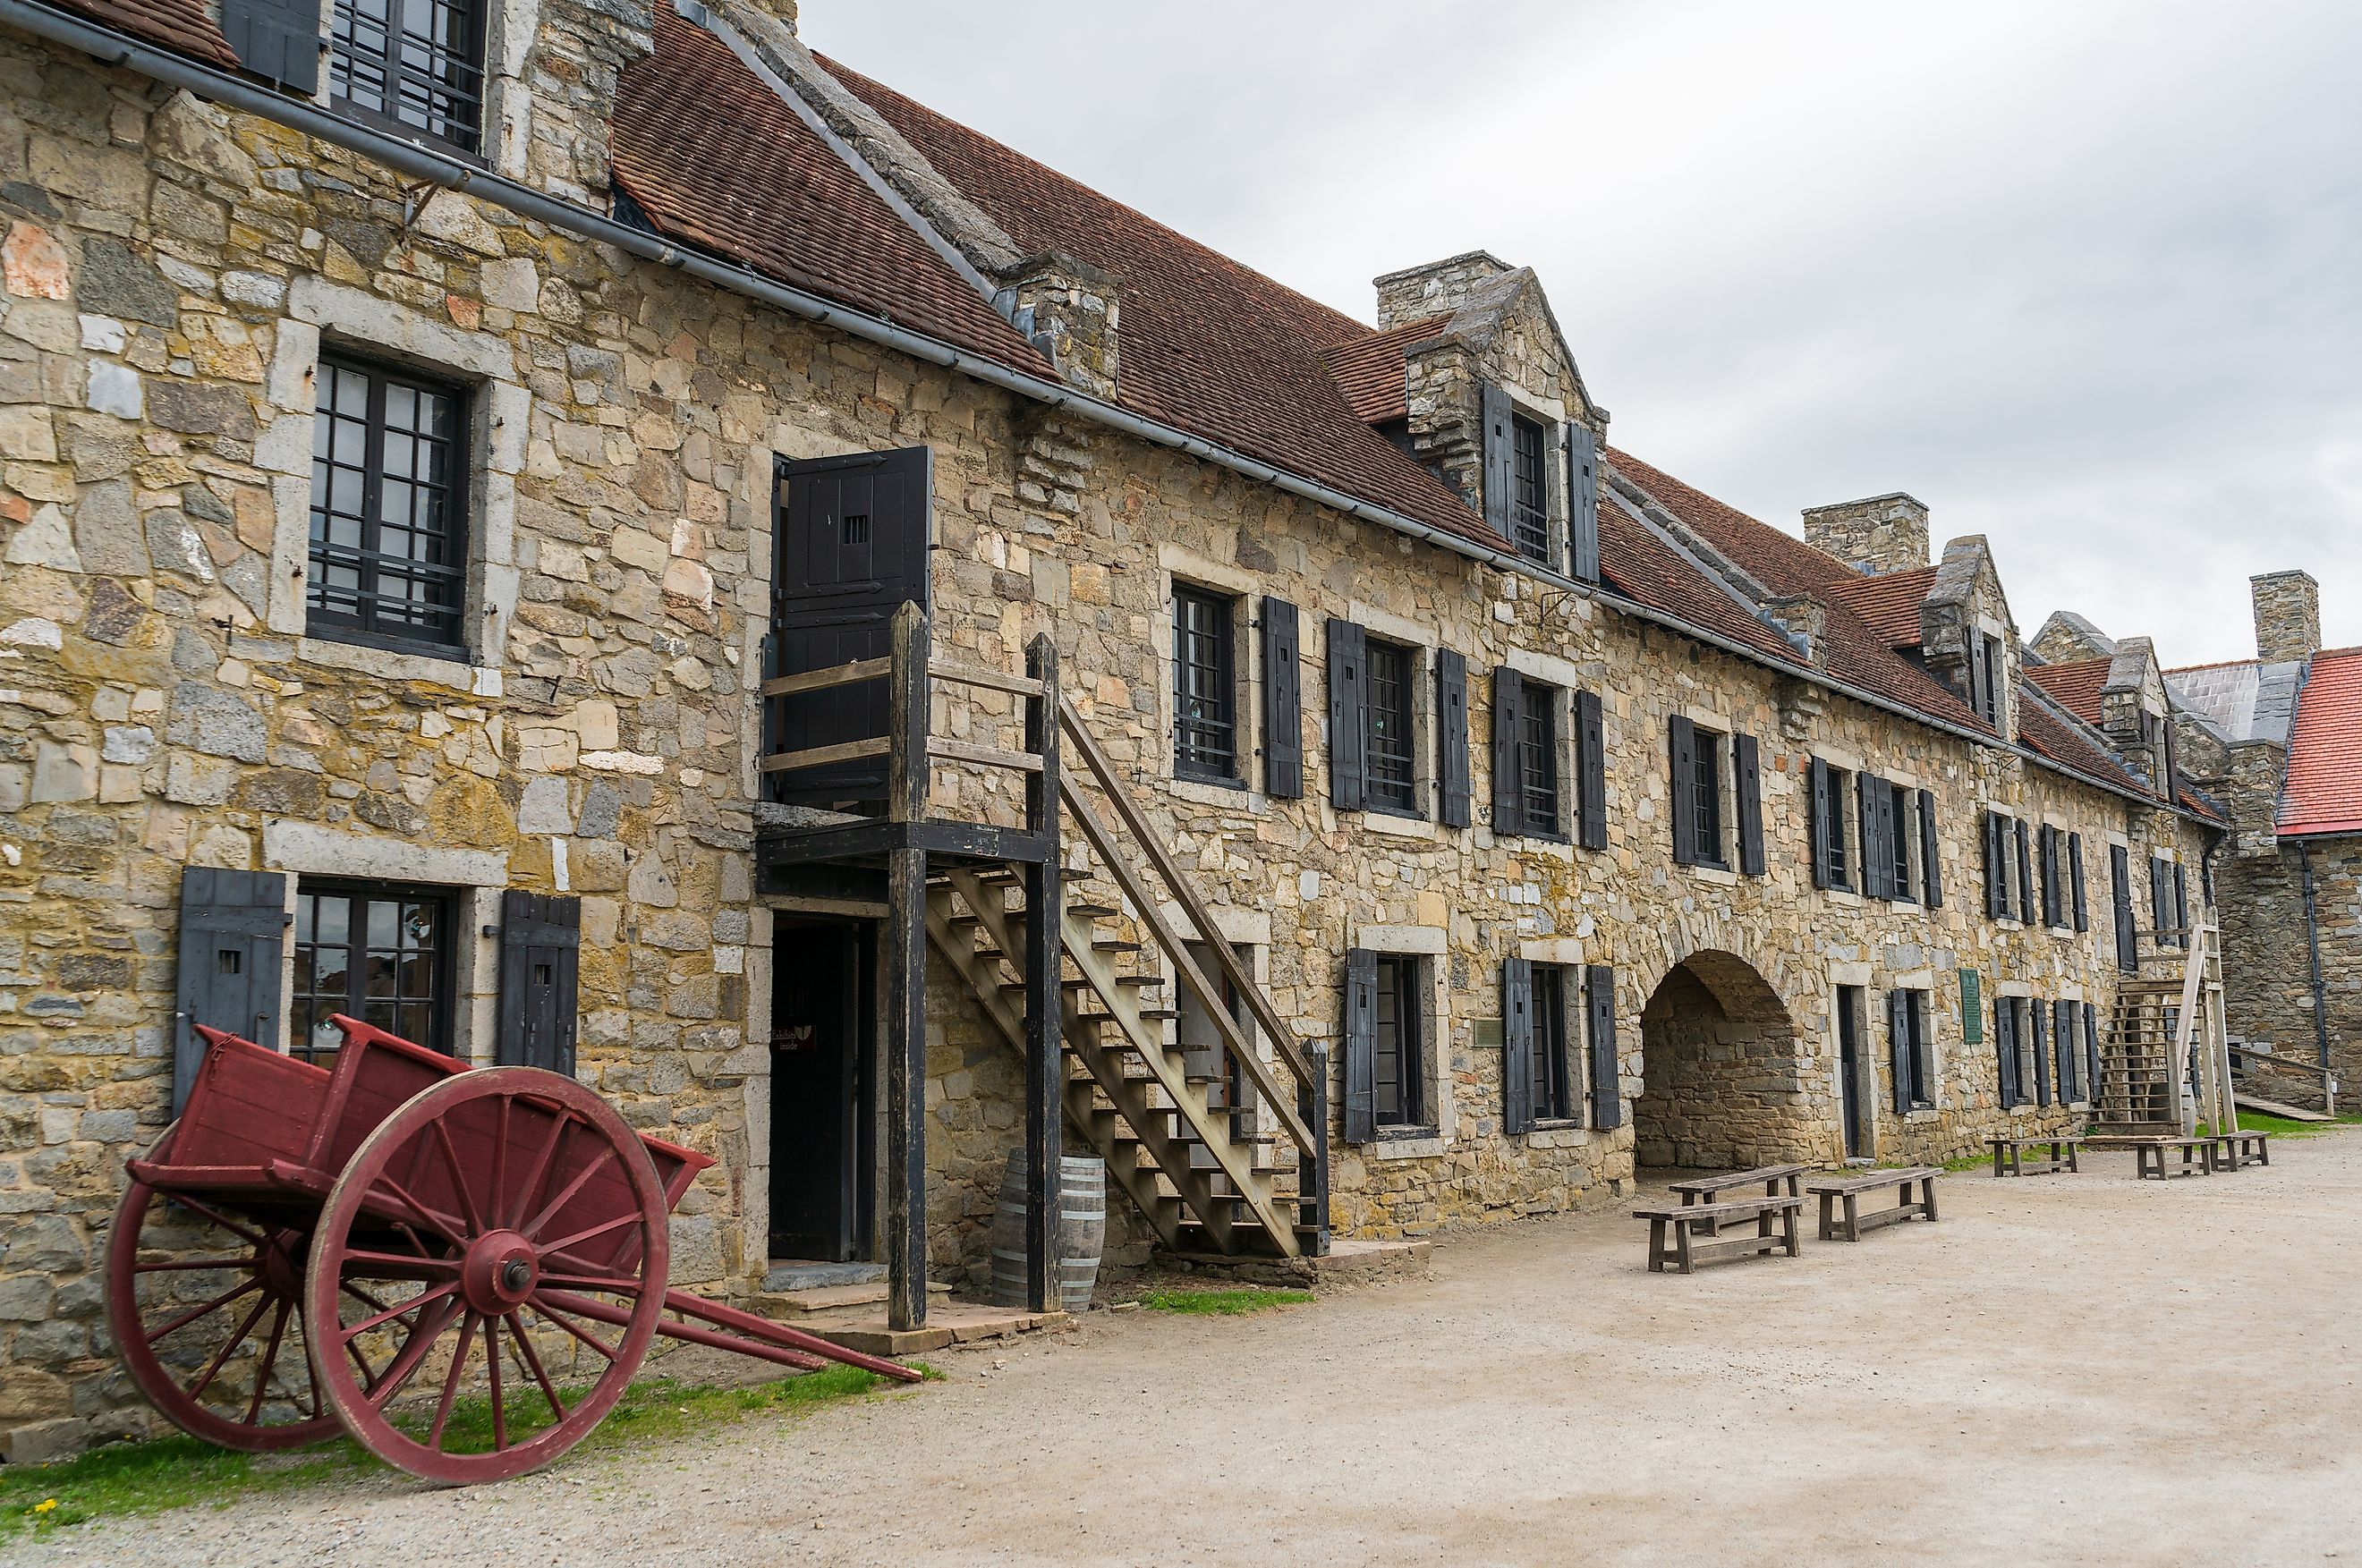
[2235,1093,2332,1123]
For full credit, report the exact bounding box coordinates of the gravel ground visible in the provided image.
[14,1132,2361,1567]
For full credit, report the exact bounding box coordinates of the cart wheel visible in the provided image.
[304,1067,670,1485]
[106,1128,341,1451]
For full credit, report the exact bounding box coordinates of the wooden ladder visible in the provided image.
[2096,916,2232,1138]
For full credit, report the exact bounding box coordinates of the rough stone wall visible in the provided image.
[2250,571,2321,665]
[1800,493,1930,578]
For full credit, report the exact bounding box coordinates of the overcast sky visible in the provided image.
[803,1,2362,665]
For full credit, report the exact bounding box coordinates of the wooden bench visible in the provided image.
[1805,1167,1940,1242]
[1633,1196,1803,1274]
[2134,1138,2216,1179]
[2208,1130,2272,1170]
[1664,1165,1810,1233]
[1987,1136,2083,1177]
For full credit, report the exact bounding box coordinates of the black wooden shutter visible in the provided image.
[1326,618,1367,810]
[1341,947,1377,1144]
[1888,989,1912,1115]
[220,0,322,94]
[1878,782,1901,900]
[2172,862,2189,949]
[2069,832,2088,931]
[1436,648,1471,828]
[1260,597,1303,799]
[1995,996,2020,1107]
[1585,964,1621,1129]
[1480,384,1514,537]
[1500,957,1534,1137]
[1809,758,1833,889]
[2056,1001,2079,1102]
[1575,689,1607,851]
[174,868,289,1115]
[2030,997,2052,1106]
[1969,634,1992,724]
[2084,1000,2102,1098]
[1918,791,1943,909]
[1491,666,1524,829]
[1734,733,1764,876]
[1668,715,1697,866]
[2037,826,2058,927]
[1567,423,1600,582]
[496,891,582,1074]
[1856,773,1884,899]
[2015,818,2035,925]
[1982,812,2005,917]
[2111,844,2137,971]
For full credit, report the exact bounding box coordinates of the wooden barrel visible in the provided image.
[989,1152,1105,1312]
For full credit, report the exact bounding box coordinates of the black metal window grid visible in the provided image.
[1520,683,1560,835]
[1364,639,1417,811]
[309,355,469,651]
[1172,586,1237,780]
[1532,963,1573,1122]
[331,0,488,153]
[1373,954,1425,1126]
[1510,414,1549,562]
[1692,731,1725,866]
[291,881,453,1066]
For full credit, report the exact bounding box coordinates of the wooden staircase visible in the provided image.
[926,701,1329,1259]
[2094,914,2233,1140]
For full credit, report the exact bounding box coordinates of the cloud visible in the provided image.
[806,0,2362,660]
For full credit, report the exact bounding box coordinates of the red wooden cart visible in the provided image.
[108,1014,919,1485]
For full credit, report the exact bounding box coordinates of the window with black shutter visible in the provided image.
[1888,988,1933,1112]
[1260,598,1303,798]
[496,891,581,1074]
[331,0,489,153]
[1364,638,1419,814]
[174,868,290,1115]
[1510,413,1550,564]
[2172,861,2189,950]
[2039,824,2063,928]
[1735,733,1764,876]
[2013,819,2035,925]
[1983,810,2009,918]
[309,355,471,653]
[2111,843,2137,971]
[1971,632,2005,725]
[1567,424,1600,583]
[1436,648,1470,828]
[2030,996,2052,1106]
[1532,963,1574,1123]
[1372,954,1427,1128]
[1172,584,1238,782]
[1326,619,1366,809]
[2150,856,2172,946]
[1496,672,1563,838]
[2069,831,2088,931]
[1691,727,1728,869]
[1917,792,1943,908]
[1888,783,1914,901]
[2054,999,2081,1103]
[1480,385,1515,540]
[1994,993,2021,1107]
[291,879,455,1065]
[1811,760,1853,891]
[1342,947,1377,1143]
[1575,690,1607,852]
[1585,964,1622,1129]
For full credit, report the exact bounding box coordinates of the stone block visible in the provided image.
[164,682,266,763]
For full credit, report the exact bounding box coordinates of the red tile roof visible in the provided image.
[2281,648,2362,836]
[2025,657,2109,727]
[1323,316,1447,424]
[38,0,238,66]
[2014,686,2149,799]
[1825,564,1937,648]
[815,55,1509,555]
[613,9,1048,377]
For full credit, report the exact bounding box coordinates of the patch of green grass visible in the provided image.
[1134,1286,1312,1316]
[2203,1111,2361,1140]
[0,1360,928,1545]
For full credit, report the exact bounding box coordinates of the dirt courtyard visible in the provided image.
[19,1132,2361,1567]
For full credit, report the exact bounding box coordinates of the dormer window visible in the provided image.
[332,0,489,156]
[1969,632,2004,725]
[1511,413,1549,563]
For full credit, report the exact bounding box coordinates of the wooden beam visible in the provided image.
[759,657,891,699]
[759,736,889,774]
[929,658,1045,698]
[930,738,1043,774]
[1023,631,1062,1314]
[883,842,928,1332]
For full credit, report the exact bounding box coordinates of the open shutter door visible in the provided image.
[174,868,288,1115]
[1567,423,1600,582]
[1585,964,1621,1129]
[2030,997,2052,1106]
[2111,844,2137,970]
[1436,648,1470,828]
[220,0,322,94]
[1491,666,1524,830]
[1500,957,1534,1136]
[1325,618,1366,810]
[1575,689,1607,851]
[2069,832,2088,931]
[1995,996,2020,1108]
[1341,948,1377,1144]
[2172,862,2189,949]
[1918,791,1943,909]
[2084,1000,2102,1099]
[1668,715,1697,867]
[1887,989,1912,1115]
[497,891,582,1074]
[1734,733,1764,876]
[1807,758,1832,888]
[1260,597,1303,799]
[1856,773,1884,899]
[1480,384,1514,538]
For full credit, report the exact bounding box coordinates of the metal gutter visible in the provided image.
[0,0,2219,828]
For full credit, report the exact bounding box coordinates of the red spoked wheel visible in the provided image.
[304,1067,671,1485]
[106,1130,342,1451]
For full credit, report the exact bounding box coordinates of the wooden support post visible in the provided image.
[1297,1040,1330,1256]
[1022,631,1062,1315]
[884,605,930,1332]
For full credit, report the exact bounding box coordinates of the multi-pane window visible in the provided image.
[331,0,489,154]
[1510,414,1549,564]
[1889,782,1915,897]
[309,356,469,651]
[291,881,453,1065]
[1691,729,1726,868]
[1531,962,1574,1123]
[1364,639,1417,812]
[1373,954,1426,1127]
[1518,681,1562,835]
[1171,586,1237,781]
[1824,766,1853,890]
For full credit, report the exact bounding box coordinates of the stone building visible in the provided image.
[0,0,2223,1458]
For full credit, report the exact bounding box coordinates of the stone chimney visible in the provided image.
[1373,250,1514,330]
[2251,570,2320,665]
[1800,494,1931,578]
[999,251,1120,399]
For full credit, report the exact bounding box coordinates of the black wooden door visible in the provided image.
[769,449,931,807]
[769,921,874,1262]
[1837,986,1865,1159]
[496,890,581,1074]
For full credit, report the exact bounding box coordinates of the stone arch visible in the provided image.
[1633,946,1812,1170]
